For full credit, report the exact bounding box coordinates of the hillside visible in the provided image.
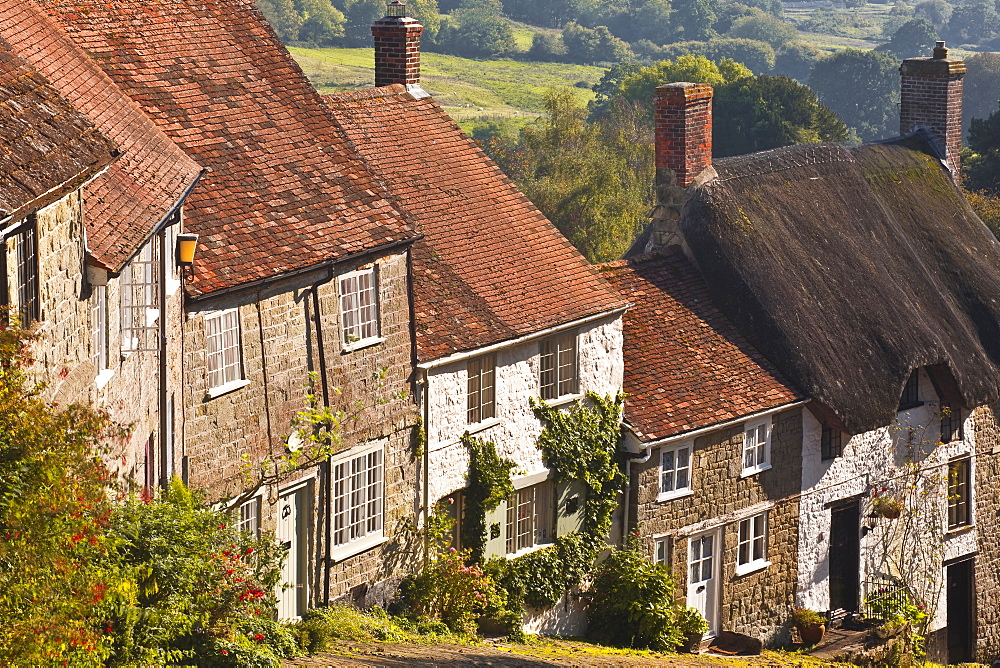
[289,47,603,121]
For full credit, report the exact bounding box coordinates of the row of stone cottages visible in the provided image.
[2,0,999,662]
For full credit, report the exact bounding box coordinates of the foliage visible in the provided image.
[790,607,824,630]
[672,0,720,41]
[715,75,849,156]
[875,19,938,60]
[727,10,799,49]
[516,90,654,261]
[438,5,516,58]
[100,479,289,666]
[339,0,440,46]
[290,603,468,652]
[962,187,1000,238]
[865,589,928,666]
[528,32,567,61]
[773,42,822,82]
[914,0,953,29]
[964,99,1000,194]
[871,493,904,518]
[675,606,709,636]
[613,55,752,107]
[256,0,346,45]
[561,22,633,64]
[963,52,1000,139]
[398,548,496,633]
[945,0,1000,44]
[0,323,126,666]
[586,538,684,651]
[809,48,899,142]
[460,433,516,562]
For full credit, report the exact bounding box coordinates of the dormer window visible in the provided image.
[940,404,964,443]
[898,371,922,411]
[821,425,843,460]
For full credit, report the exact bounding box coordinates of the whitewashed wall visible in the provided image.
[796,368,976,633]
[425,315,623,503]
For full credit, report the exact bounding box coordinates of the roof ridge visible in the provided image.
[324,84,410,103]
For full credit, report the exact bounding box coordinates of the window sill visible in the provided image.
[207,378,250,399]
[734,560,770,577]
[341,336,385,353]
[505,541,555,560]
[166,277,182,298]
[657,488,694,503]
[330,533,387,563]
[95,368,116,390]
[946,524,974,537]
[466,417,501,436]
[740,463,772,478]
[541,392,584,408]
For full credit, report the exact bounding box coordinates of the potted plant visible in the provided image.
[872,495,903,519]
[791,607,826,645]
[675,606,709,653]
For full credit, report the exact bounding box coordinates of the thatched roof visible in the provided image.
[681,133,1000,434]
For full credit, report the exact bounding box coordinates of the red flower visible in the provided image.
[253,633,265,641]
[221,649,229,655]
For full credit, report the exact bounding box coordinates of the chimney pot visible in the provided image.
[933,40,947,59]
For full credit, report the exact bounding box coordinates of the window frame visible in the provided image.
[539,332,578,401]
[898,371,922,411]
[504,479,554,556]
[205,308,246,396]
[947,456,972,531]
[121,237,160,352]
[339,266,381,350]
[331,441,386,560]
[658,442,693,501]
[821,425,843,460]
[467,354,497,425]
[91,283,109,372]
[940,404,964,444]
[238,497,261,537]
[741,418,772,476]
[14,217,39,325]
[653,536,671,566]
[735,511,769,575]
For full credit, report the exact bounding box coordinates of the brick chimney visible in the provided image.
[900,41,966,175]
[648,83,714,251]
[372,1,423,90]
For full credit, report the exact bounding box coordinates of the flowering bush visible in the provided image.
[396,547,497,634]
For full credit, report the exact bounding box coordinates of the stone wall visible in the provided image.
[425,315,623,504]
[631,407,802,646]
[182,248,419,608]
[974,403,1000,663]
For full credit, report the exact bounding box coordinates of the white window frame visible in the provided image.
[467,354,497,425]
[947,456,973,531]
[505,479,554,556]
[339,266,381,350]
[539,332,578,401]
[653,535,671,566]
[121,238,159,352]
[91,284,108,370]
[331,441,385,560]
[741,418,772,476]
[735,511,769,575]
[205,308,247,396]
[658,442,693,501]
[237,496,261,537]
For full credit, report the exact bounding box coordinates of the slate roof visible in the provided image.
[0,41,117,219]
[323,85,629,361]
[599,248,801,443]
[0,0,201,271]
[38,0,417,296]
[681,135,1000,434]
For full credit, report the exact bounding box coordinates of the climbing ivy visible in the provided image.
[460,433,516,563]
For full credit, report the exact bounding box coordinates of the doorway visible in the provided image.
[829,500,860,612]
[687,529,721,636]
[947,558,975,664]
[276,483,311,620]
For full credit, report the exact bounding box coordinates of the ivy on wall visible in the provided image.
[460,392,626,637]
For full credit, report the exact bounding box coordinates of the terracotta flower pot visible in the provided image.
[799,623,825,645]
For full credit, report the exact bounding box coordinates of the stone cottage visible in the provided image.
[634,44,1000,664]
[0,0,202,491]
[323,10,629,632]
[38,0,425,617]
[600,247,804,645]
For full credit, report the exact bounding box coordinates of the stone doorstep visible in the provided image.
[804,626,870,660]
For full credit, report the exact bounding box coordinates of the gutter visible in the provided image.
[416,305,631,370]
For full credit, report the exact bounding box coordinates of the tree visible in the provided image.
[562,22,633,64]
[527,32,568,61]
[614,55,752,109]
[343,0,439,46]
[296,0,346,45]
[256,0,305,42]
[773,42,822,82]
[438,5,516,57]
[876,18,938,59]
[713,75,849,156]
[672,0,719,41]
[809,48,899,141]
[727,10,799,49]
[703,37,775,73]
[963,100,1000,194]
[945,0,1000,44]
[963,52,1000,138]
[913,0,953,30]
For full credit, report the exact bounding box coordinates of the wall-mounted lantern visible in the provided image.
[176,233,199,268]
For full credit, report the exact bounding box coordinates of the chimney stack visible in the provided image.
[654,82,713,189]
[900,41,966,175]
[372,1,423,90]
[647,83,714,252]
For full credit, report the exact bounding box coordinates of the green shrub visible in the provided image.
[396,548,496,634]
[586,540,683,651]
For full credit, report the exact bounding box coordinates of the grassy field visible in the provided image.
[289,47,603,122]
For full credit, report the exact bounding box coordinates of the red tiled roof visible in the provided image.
[38,0,416,295]
[0,1,201,271]
[599,248,802,443]
[0,41,117,218]
[324,86,629,361]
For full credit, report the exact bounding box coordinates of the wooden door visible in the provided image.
[829,501,860,612]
